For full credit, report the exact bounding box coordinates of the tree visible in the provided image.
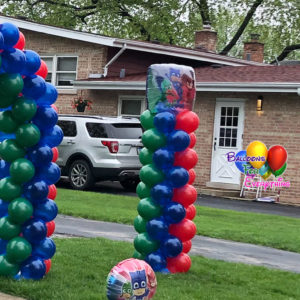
[1,0,300,63]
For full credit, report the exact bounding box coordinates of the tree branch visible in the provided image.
[192,0,210,24]
[271,44,300,64]
[219,0,263,55]
[31,0,96,11]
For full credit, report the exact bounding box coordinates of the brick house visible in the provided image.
[2,15,300,205]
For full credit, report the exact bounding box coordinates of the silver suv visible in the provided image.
[57,115,143,190]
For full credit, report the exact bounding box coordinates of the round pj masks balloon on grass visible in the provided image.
[107,258,157,300]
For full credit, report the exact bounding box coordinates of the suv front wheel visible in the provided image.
[69,160,94,190]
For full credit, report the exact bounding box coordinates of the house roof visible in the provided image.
[0,14,266,67]
[73,65,300,94]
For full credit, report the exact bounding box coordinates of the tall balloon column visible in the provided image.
[0,23,62,280]
[133,64,199,273]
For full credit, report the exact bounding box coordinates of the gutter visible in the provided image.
[103,44,127,77]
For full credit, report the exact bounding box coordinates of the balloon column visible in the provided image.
[134,64,199,273]
[0,22,62,280]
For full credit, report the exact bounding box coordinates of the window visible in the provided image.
[41,56,78,88]
[118,96,146,116]
[57,120,77,137]
[86,123,108,138]
[109,123,143,139]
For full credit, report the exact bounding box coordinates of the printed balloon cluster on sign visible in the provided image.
[0,22,63,280]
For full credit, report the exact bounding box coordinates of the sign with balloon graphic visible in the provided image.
[133,64,199,274]
[0,22,62,280]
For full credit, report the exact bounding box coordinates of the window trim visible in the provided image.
[118,95,146,117]
[41,55,78,89]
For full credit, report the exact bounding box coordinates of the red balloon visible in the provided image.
[52,147,59,162]
[46,221,56,237]
[14,31,25,50]
[267,145,287,171]
[189,133,196,148]
[186,204,196,220]
[169,218,197,242]
[51,104,58,113]
[36,59,48,79]
[188,169,196,184]
[44,259,52,274]
[175,111,199,134]
[182,240,192,253]
[174,148,198,170]
[167,252,191,273]
[48,184,57,200]
[173,184,197,208]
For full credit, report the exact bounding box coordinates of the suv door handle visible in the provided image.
[67,141,75,145]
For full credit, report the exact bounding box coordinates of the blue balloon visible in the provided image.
[167,167,189,188]
[0,199,9,218]
[146,250,167,272]
[0,32,4,49]
[0,160,10,179]
[234,150,248,173]
[33,106,58,131]
[37,162,61,185]
[167,130,190,152]
[151,183,173,205]
[153,148,174,170]
[146,217,169,241]
[23,179,49,204]
[20,256,46,280]
[22,50,41,76]
[0,23,19,48]
[40,125,63,148]
[32,238,56,259]
[27,144,53,167]
[154,112,176,133]
[163,202,186,224]
[0,238,8,255]
[34,199,58,222]
[1,48,26,73]
[161,236,182,258]
[22,75,46,99]
[36,83,58,106]
[22,219,47,244]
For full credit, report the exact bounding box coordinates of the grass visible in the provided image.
[55,188,300,253]
[1,238,300,300]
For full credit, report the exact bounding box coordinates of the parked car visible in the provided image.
[57,115,143,190]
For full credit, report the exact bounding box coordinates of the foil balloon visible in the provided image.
[107,258,157,300]
[267,145,287,172]
[246,141,268,169]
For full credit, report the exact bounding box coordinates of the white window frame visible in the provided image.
[118,95,146,117]
[41,55,78,89]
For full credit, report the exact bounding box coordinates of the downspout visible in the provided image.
[103,43,127,77]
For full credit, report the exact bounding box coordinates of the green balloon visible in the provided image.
[16,123,41,148]
[272,163,287,177]
[134,215,147,233]
[0,139,26,162]
[133,250,145,260]
[139,164,164,187]
[12,97,37,123]
[0,95,15,109]
[8,198,33,224]
[10,158,35,184]
[134,232,159,255]
[140,110,155,130]
[139,148,153,165]
[0,111,19,133]
[6,237,32,264]
[0,73,24,98]
[137,197,162,220]
[136,181,151,199]
[0,216,21,240]
[0,255,19,277]
[142,128,166,151]
[0,178,22,202]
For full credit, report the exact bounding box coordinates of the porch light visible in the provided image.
[257,95,263,111]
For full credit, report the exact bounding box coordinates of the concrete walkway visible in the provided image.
[0,293,24,300]
[56,215,300,274]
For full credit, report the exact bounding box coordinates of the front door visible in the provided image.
[211,100,245,185]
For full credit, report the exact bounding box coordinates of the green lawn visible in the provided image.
[0,238,300,300]
[55,188,300,253]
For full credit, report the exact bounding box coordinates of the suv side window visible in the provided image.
[57,120,77,137]
[86,122,108,138]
